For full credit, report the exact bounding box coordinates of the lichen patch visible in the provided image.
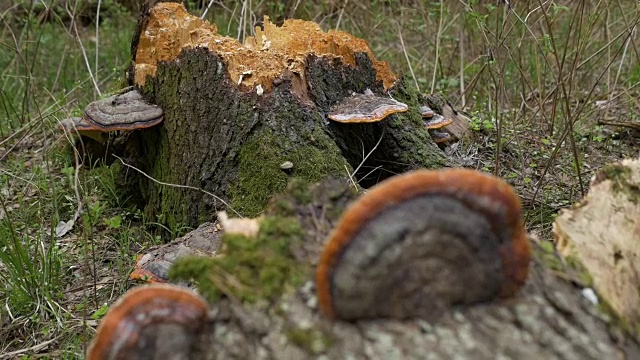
[135,3,397,91]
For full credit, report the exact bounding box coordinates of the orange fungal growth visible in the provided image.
[316,168,531,320]
[135,3,397,91]
[129,254,168,283]
[59,116,107,143]
[87,284,208,360]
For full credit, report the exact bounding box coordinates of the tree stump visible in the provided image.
[121,2,446,228]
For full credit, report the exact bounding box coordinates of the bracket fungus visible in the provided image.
[420,105,435,118]
[316,168,531,321]
[423,113,453,130]
[87,284,208,360]
[328,89,409,123]
[429,129,453,144]
[83,90,163,131]
[59,116,107,143]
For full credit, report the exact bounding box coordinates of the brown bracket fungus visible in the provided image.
[328,89,409,123]
[59,116,107,143]
[420,105,435,118]
[83,90,163,131]
[429,129,453,144]
[87,284,208,360]
[316,168,531,321]
[423,113,453,130]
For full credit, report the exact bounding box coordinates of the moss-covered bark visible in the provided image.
[165,178,639,359]
[121,43,447,228]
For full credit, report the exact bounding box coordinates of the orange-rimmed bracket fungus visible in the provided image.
[59,116,107,143]
[87,284,208,360]
[83,90,163,131]
[423,114,453,130]
[316,168,531,321]
[328,89,409,123]
[420,105,435,118]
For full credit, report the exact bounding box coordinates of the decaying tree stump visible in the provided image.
[121,2,447,227]
[554,157,640,334]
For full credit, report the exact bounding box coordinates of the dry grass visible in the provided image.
[0,0,639,357]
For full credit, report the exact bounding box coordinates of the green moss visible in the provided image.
[537,240,564,272]
[287,178,315,205]
[229,124,348,217]
[285,327,335,355]
[594,290,640,339]
[600,164,640,203]
[169,216,311,303]
[564,255,594,287]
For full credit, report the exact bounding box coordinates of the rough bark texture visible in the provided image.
[165,178,639,360]
[121,2,447,228]
[554,157,640,333]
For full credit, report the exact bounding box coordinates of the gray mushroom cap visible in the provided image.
[83,90,163,131]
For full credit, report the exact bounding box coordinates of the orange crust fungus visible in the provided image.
[134,3,397,93]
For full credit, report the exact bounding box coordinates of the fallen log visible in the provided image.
[89,170,640,359]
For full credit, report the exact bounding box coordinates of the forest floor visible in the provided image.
[0,1,639,358]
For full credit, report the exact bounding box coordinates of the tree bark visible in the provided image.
[164,177,639,360]
[120,2,447,228]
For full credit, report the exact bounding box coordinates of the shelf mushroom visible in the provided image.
[419,105,435,118]
[316,168,531,321]
[83,90,163,131]
[59,116,108,143]
[328,89,409,123]
[60,90,163,143]
[87,284,208,360]
[422,111,454,144]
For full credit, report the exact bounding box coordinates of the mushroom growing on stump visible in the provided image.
[328,89,409,123]
[59,90,164,166]
[87,284,208,360]
[316,168,531,321]
[421,93,472,146]
[59,117,107,143]
[83,90,163,131]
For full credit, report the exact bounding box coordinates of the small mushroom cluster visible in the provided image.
[326,89,459,146]
[60,89,163,143]
[420,105,453,144]
[88,168,530,357]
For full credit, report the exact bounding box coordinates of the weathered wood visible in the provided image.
[120,2,447,228]
[163,177,639,359]
[554,157,640,332]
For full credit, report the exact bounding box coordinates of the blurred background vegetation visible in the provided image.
[1,0,638,357]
